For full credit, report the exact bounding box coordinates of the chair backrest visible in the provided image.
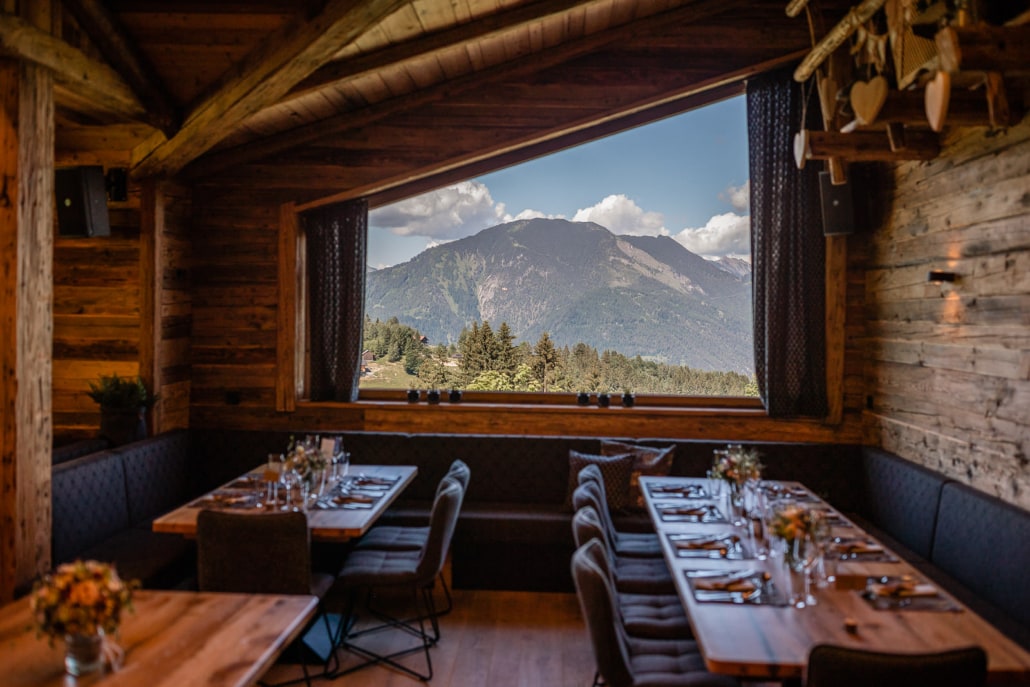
[446,459,471,490]
[572,504,610,555]
[197,510,311,595]
[571,540,635,687]
[572,481,618,549]
[416,477,465,582]
[577,463,604,489]
[806,645,987,687]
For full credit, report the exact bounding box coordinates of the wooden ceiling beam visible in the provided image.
[0,12,146,122]
[287,0,612,104]
[130,0,409,180]
[185,0,750,179]
[60,0,179,136]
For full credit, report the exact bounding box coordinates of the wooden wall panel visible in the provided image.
[863,116,1030,510]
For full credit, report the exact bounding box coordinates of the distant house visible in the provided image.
[361,350,375,363]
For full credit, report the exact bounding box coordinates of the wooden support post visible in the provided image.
[936,24,1030,74]
[796,128,939,163]
[0,50,55,602]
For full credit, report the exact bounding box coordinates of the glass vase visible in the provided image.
[64,632,103,676]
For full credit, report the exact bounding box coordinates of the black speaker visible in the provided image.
[56,166,111,237]
[819,170,854,236]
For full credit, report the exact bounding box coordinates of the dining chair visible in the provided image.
[196,510,338,687]
[572,504,676,595]
[571,540,740,687]
[574,465,663,558]
[805,644,987,687]
[350,459,470,617]
[331,476,465,681]
[575,528,693,640]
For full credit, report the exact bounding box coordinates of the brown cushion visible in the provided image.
[567,450,634,511]
[601,440,675,509]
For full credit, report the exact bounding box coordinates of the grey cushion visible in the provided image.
[859,448,948,559]
[120,429,193,525]
[932,483,1030,634]
[354,524,429,551]
[52,438,109,465]
[51,451,131,564]
[619,592,693,640]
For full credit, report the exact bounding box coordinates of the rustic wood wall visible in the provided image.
[863,115,1030,511]
[190,188,867,445]
[52,180,191,444]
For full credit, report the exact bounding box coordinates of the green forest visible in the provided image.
[361,316,758,397]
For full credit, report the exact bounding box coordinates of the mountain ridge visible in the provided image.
[366,218,754,373]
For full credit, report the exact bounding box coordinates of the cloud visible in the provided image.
[719,180,750,212]
[369,181,508,240]
[673,212,750,257]
[507,208,564,222]
[571,194,667,236]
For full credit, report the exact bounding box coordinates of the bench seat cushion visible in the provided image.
[51,451,130,565]
[121,429,194,525]
[932,482,1030,643]
[81,527,196,590]
[858,448,948,560]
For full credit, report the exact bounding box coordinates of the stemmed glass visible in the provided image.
[263,454,280,508]
[279,454,300,511]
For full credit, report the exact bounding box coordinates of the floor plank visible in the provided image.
[262,589,597,686]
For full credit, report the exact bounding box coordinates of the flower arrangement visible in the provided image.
[285,437,328,485]
[710,444,763,485]
[769,503,816,544]
[30,560,136,644]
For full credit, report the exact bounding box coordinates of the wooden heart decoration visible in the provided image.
[851,76,888,125]
[925,70,951,132]
[793,130,809,169]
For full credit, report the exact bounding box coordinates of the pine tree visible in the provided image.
[533,332,558,392]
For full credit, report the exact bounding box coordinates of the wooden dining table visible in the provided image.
[640,476,1030,684]
[153,464,417,542]
[0,590,317,687]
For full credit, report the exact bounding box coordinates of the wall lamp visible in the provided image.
[927,270,958,283]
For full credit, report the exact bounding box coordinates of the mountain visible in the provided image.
[366,218,754,373]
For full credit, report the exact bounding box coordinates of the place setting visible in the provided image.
[668,533,750,559]
[685,568,787,606]
[657,503,726,523]
[647,482,709,499]
[830,536,899,562]
[860,575,961,612]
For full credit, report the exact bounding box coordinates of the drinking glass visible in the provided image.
[279,455,300,511]
[811,512,835,587]
[263,454,280,508]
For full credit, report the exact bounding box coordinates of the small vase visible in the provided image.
[406,389,420,402]
[621,392,635,408]
[65,632,104,676]
[448,389,462,403]
[576,392,590,406]
[597,393,610,408]
[426,389,441,404]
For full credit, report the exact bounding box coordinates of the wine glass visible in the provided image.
[279,454,299,511]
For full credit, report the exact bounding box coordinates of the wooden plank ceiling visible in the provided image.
[26,0,854,208]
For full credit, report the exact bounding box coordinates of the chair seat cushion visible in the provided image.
[614,531,663,558]
[614,556,676,595]
[338,548,421,587]
[353,525,429,552]
[625,636,738,687]
[619,592,693,640]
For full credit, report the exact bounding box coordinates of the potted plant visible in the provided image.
[87,374,156,446]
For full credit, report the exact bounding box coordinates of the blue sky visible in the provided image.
[368,95,750,268]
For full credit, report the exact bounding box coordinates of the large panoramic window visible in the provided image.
[361,96,756,398]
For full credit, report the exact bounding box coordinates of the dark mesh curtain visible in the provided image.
[304,198,368,402]
[747,69,827,417]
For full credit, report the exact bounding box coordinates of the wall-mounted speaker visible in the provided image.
[56,166,111,237]
[819,170,854,236]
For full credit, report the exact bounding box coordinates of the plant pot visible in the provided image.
[99,407,147,447]
[426,389,441,404]
[406,389,420,403]
[448,389,462,403]
[597,393,610,408]
[622,392,635,408]
[576,392,590,406]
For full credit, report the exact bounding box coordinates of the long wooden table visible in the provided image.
[0,590,316,687]
[640,476,1030,684]
[153,464,417,542]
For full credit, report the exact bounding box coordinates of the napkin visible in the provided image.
[694,577,757,593]
[673,536,731,551]
[835,539,883,554]
[868,581,938,598]
[334,493,375,504]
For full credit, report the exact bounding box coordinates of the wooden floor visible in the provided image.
[262,588,597,686]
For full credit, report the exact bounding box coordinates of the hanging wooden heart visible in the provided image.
[925,70,951,132]
[850,75,889,125]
